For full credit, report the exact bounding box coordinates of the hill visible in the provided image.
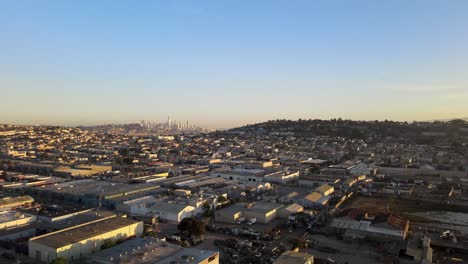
[228,118,468,144]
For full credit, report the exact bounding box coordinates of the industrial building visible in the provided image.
[29,216,143,263]
[116,196,197,222]
[53,164,112,178]
[215,202,283,224]
[29,179,164,207]
[273,250,314,264]
[214,204,244,224]
[88,237,219,264]
[0,210,36,230]
[278,203,304,218]
[0,195,34,210]
[211,168,266,182]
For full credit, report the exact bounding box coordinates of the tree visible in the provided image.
[50,257,68,264]
[289,237,306,249]
[178,217,205,238]
[202,202,212,217]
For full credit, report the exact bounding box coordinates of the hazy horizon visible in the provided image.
[2,1,468,128]
[2,116,468,130]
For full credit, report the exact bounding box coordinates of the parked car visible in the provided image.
[247,218,256,225]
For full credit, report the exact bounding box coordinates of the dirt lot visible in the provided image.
[306,234,413,264]
[342,195,468,218]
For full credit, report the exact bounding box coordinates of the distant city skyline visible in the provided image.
[1,1,468,129]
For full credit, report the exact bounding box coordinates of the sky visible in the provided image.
[1,1,468,129]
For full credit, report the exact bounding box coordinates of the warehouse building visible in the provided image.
[214,204,244,224]
[274,250,314,264]
[0,195,34,211]
[215,202,282,224]
[116,197,197,223]
[315,184,334,196]
[89,237,219,264]
[29,216,143,263]
[278,203,304,218]
[243,202,283,223]
[0,210,36,230]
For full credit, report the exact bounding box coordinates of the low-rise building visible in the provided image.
[116,196,158,216]
[215,202,282,224]
[298,192,330,209]
[316,184,334,196]
[214,205,244,224]
[151,202,196,222]
[278,203,304,218]
[0,210,36,230]
[116,197,196,222]
[211,169,266,182]
[264,170,300,184]
[0,195,35,211]
[29,216,143,263]
[274,250,314,264]
[87,237,219,264]
[243,202,283,223]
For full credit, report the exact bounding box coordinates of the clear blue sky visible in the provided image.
[1,1,467,128]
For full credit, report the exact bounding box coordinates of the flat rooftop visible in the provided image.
[0,210,34,223]
[274,250,314,264]
[34,179,161,198]
[88,237,218,264]
[330,218,403,237]
[0,195,34,208]
[18,202,91,218]
[215,169,265,176]
[156,246,218,264]
[30,216,140,249]
[246,201,283,213]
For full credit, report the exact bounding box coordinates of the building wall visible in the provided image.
[29,241,57,263]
